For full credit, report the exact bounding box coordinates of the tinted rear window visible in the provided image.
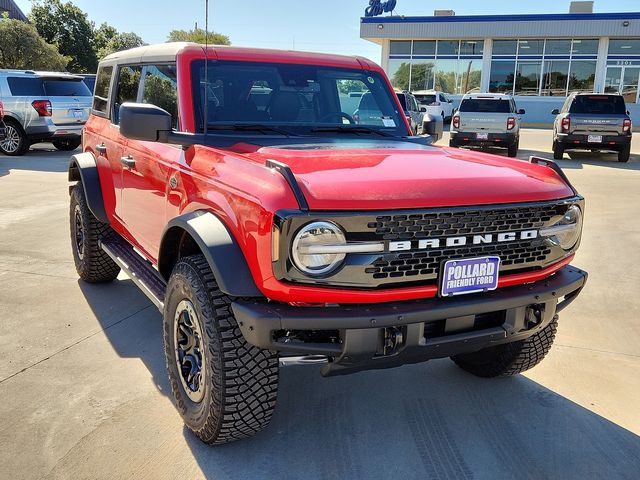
[459,99,511,113]
[569,95,626,115]
[396,94,407,110]
[7,77,44,96]
[415,94,437,104]
[43,79,92,97]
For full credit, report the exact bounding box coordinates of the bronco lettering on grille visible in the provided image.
[388,230,538,252]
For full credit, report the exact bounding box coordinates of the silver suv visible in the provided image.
[0,70,92,156]
[449,93,525,157]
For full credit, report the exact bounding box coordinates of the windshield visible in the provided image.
[191,60,407,135]
[415,94,437,104]
[43,79,92,97]
[569,95,626,115]
[459,98,511,113]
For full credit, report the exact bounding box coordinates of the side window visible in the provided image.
[411,96,419,112]
[142,64,179,129]
[7,77,44,96]
[113,65,142,125]
[93,66,113,115]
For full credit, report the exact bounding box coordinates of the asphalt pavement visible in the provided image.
[0,130,639,479]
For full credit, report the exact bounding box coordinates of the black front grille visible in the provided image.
[363,204,564,282]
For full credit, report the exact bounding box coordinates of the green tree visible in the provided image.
[391,62,411,91]
[0,18,69,70]
[30,0,97,73]
[98,32,145,59]
[93,22,118,55]
[167,28,230,45]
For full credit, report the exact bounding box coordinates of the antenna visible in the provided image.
[203,0,209,135]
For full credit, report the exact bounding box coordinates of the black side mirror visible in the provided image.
[120,103,172,142]
[119,103,204,146]
[551,108,560,115]
[420,106,427,113]
[517,109,526,115]
[448,99,453,103]
[453,107,458,113]
[627,110,631,115]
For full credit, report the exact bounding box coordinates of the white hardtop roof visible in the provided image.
[461,93,513,100]
[100,42,198,65]
[412,90,443,95]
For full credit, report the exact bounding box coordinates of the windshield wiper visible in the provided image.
[310,125,394,137]
[206,124,300,137]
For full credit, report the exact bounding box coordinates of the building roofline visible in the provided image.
[361,11,640,24]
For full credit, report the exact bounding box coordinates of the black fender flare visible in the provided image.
[68,152,108,223]
[158,211,262,298]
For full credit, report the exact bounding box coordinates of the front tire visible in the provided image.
[70,183,120,283]
[451,315,558,377]
[164,255,279,444]
[0,119,29,156]
[53,138,82,151]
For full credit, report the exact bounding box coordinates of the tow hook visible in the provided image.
[382,327,405,356]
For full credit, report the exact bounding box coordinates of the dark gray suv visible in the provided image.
[552,93,632,162]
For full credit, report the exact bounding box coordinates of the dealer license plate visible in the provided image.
[71,109,84,119]
[441,256,501,297]
[476,132,489,140]
[587,135,602,143]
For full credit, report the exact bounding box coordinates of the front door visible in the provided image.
[605,66,640,103]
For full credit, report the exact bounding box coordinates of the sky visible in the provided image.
[14,0,640,63]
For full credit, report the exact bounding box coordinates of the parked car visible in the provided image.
[413,90,454,121]
[0,101,6,143]
[0,70,92,155]
[449,93,525,157]
[396,90,425,134]
[69,43,586,444]
[551,93,632,162]
[80,74,97,94]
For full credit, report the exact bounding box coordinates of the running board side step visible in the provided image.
[100,238,166,311]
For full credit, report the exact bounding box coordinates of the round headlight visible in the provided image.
[541,205,583,250]
[291,221,346,276]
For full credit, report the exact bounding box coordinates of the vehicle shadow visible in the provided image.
[79,278,640,480]
[516,147,640,171]
[0,144,74,177]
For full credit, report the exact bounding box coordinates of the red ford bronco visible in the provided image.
[69,43,587,444]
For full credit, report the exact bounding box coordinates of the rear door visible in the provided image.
[120,63,181,259]
[458,97,510,133]
[42,77,92,126]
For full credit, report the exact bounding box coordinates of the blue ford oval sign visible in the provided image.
[364,0,397,17]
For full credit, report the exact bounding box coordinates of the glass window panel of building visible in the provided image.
[410,61,436,91]
[608,39,640,56]
[489,38,597,96]
[387,59,411,91]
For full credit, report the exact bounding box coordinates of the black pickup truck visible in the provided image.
[552,93,632,162]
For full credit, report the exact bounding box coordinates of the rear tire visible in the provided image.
[618,144,631,163]
[53,138,81,151]
[0,118,29,156]
[553,141,564,160]
[164,254,279,444]
[70,183,121,283]
[449,139,458,148]
[452,315,558,377]
[507,139,519,158]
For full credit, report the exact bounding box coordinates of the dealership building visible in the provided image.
[360,2,640,124]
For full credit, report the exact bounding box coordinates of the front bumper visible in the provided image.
[451,131,517,147]
[232,265,587,376]
[557,133,631,150]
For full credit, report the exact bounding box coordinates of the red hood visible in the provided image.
[237,140,575,210]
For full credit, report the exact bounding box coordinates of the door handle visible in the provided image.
[95,143,107,154]
[120,155,136,169]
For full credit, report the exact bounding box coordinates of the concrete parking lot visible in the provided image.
[1,129,639,480]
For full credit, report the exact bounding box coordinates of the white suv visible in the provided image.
[0,70,92,156]
[413,90,454,121]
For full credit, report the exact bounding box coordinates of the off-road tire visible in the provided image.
[507,139,519,158]
[618,144,631,163]
[449,139,458,148]
[451,315,558,377]
[0,118,30,156]
[53,138,82,151]
[163,254,279,444]
[70,183,120,282]
[553,141,564,160]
